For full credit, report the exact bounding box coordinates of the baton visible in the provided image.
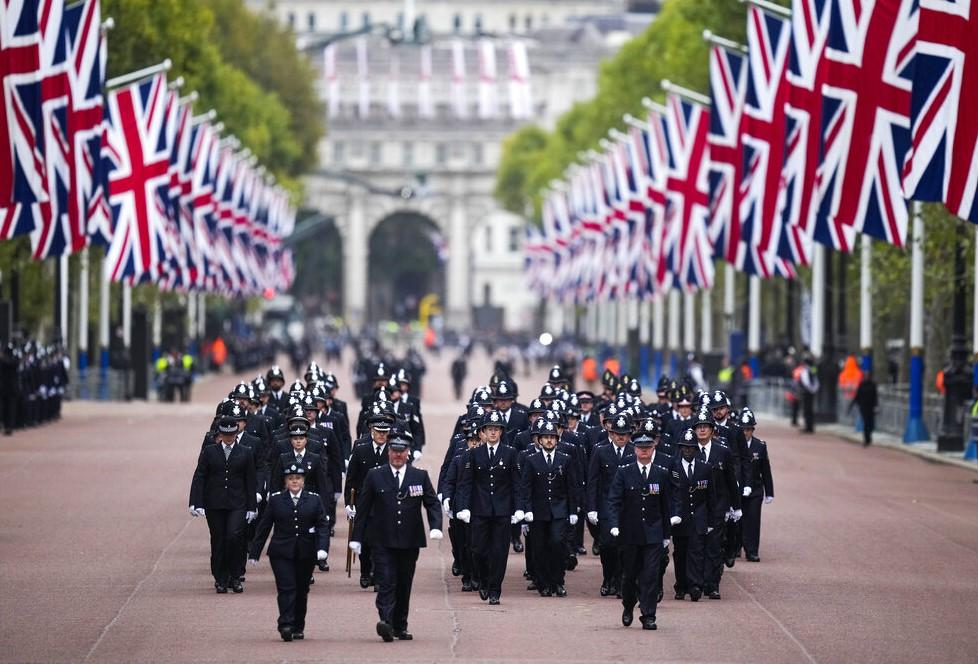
[345,489,357,578]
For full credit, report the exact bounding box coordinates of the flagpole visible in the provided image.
[58,254,69,344]
[626,297,639,377]
[661,79,711,107]
[653,295,665,383]
[98,251,110,400]
[702,30,748,53]
[683,290,696,356]
[668,289,680,376]
[739,0,792,18]
[639,300,651,386]
[859,235,872,372]
[187,292,198,359]
[748,275,761,376]
[78,249,90,398]
[968,227,978,460]
[723,263,735,346]
[701,286,713,354]
[105,59,172,90]
[904,204,929,443]
[152,294,162,364]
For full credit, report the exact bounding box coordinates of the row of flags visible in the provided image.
[324,38,533,120]
[525,0,977,302]
[0,0,296,297]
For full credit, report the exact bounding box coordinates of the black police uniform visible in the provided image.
[345,436,391,586]
[740,435,774,559]
[351,463,442,638]
[249,485,330,638]
[587,442,635,594]
[669,454,715,599]
[700,439,741,595]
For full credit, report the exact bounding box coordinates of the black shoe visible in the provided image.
[318,561,329,572]
[479,588,489,601]
[376,621,394,643]
[641,617,657,630]
[554,585,567,597]
[725,556,736,568]
[452,563,461,577]
[393,630,413,640]
[231,580,243,593]
[461,579,474,592]
[565,555,578,571]
[622,606,634,627]
[523,569,530,579]
[513,540,525,553]
[592,543,601,556]
[576,546,587,555]
[489,594,500,605]
[329,526,335,536]
[292,632,304,640]
[708,590,721,600]
[360,575,372,589]
[690,587,702,602]
[279,626,293,642]
[746,554,760,562]
[657,589,664,603]
[608,585,619,598]
[215,584,228,594]
[539,588,553,597]
[600,584,611,597]
[526,581,538,591]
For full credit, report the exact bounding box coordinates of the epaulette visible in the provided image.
[271,491,282,497]
[308,491,319,496]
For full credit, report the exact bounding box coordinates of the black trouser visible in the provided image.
[510,523,522,544]
[621,543,663,619]
[672,532,706,593]
[741,495,764,556]
[471,515,510,596]
[270,555,316,632]
[372,546,419,631]
[360,544,373,581]
[790,398,800,426]
[523,524,535,580]
[0,394,16,432]
[448,518,464,574]
[530,518,567,590]
[724,518,742,561]
[205,508,247,585]
[598,527,621,588]
[572,519,585,548]
[704,521,726,592]
[586,519,600,550]
[802,392,815,432]
[861,410,875,444]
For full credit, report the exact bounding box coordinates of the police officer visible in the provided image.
[586,413,635,597]
[345,412,393,588]
[738,411,774,561]
[520,418,580,597]
[248,463,330,641]
[454,410,521,605]
[669,427,716,601]
[189,415,258,593]
[349,432,442,642]
[606,430,673,630]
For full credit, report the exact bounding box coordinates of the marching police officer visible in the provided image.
[349,432,442,642]
[606,430,673,630]
[454,409,521,605]
[345,411,393,588]
[189,415,258,593]
[670,427,716,601]
[248,463,330,641]
[738,411,774,561]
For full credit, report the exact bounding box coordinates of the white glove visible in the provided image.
[333,492,342,502]
[764,496,773,504]
[524,512,534,523]
[521,524,530,535]
[662,539,670,548]
[345,505,356,520]
[724,508,734,522]
[586,511,599,525]
[511,510,524,524]
[316,550,328,561]
[349,541,362,555]
[412,450,423,461]
[442,498,451,513]
[610,527,620,537]
[742,486,752,497]
[245,511,257,523]
[429,529,443,540]
[437,493,443,502]
[456,509,471,524]
[669,516,681,526]
[247,558,259,567]
[732,509,743,522]
[344,458,350,471]
[569,514,579,526]
[256,492,263,504]
[189,506,203,517]
[707,527,714,534]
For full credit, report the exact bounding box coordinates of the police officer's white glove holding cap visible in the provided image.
[345,505,356,520]
[349,541,362,555]
[511,510,525,524]
[662,539,670,548]
[764,496,774,504]
[455,509,471,524]
[610,527,620,537]
[245,510,257,523]
[442,498,451,514]
[742,486,752,497]
[316,550,328,561]
[412,450,423,462]
[429,529,443,541]
[669,515,682,526]
[586,511,599,525]
[523,512,534,523]
[256,492,263,504]
[732,508,743,522]
[568,514,578,526]
[724,507,734,522]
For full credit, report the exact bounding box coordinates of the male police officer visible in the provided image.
[248,463,330,641]
[738,411,774,561]
[606,430,673,630]
[349,432,442,642]
[345,412,393,588]
[670,427,716,601]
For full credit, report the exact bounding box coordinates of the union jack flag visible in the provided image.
[663,93,714,292]
[777,0,832,266]
[707,45,748,266]
[739,5,794,278]
[812,0,918,250]
[0,0,47,215]
[903,0,978,223]
[102,73,172,283]
[642,106,673,294]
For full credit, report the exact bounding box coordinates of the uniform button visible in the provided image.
[397,520,401,524]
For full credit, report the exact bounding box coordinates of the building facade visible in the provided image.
[248,0,652,331]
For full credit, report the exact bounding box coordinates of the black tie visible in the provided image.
[699,447,706,463]
[488,446,494,463]
[687,461,694,479]
[641,465,648,481]
[394,470,400,488]
[375,446,382,464]
[296,453,303,464]
[547,453,553,469]
[616,446,623,461]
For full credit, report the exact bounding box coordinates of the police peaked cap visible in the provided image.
[283,462,307,476]
[289,422,309,436]
[632,433,656,448]
[217,416,239,434]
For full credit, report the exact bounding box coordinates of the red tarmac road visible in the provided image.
[1,349,978,663]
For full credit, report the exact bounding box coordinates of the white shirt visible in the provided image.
[545,452,554,466]
[699,441,712,461]
[295,450,305,463]
[290,490,302,502]
[683,459,695,477]
[637,461,651,478]
[374,443,386,457]
[486,444,499,459]
[390,465,404,488]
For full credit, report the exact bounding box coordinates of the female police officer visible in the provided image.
[248,456,330,642]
